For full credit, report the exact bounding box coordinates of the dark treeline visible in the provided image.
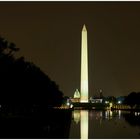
[0,37,72,139]
[124,92,140,108]
[0,37,63,111]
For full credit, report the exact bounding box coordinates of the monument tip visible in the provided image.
[82,24,87,31]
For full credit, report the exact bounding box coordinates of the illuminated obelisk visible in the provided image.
[80,24,88,102]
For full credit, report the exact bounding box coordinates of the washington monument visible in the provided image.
[80,25,89,139]
[80,24,88,103]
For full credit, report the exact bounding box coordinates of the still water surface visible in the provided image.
[69,110,140,139]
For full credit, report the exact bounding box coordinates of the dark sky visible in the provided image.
[0,1,140,97]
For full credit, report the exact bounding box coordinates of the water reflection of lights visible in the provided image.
[73,109,128,139]
[80,110,88,139]
[100,112,103,117]
[89,111,93,117]
[135,112,140,116]
[118,110,121,119]
[105,110,113,120]
[73,110,80,124]
[73,109,125,139]
[110,111,113,118]
[105,110,122,119]
[95,112,103,120]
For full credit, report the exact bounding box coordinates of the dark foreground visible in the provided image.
[0,108,72,139]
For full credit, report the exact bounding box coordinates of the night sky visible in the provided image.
[1,2,140,97]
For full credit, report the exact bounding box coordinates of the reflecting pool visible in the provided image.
[69,110,140,139]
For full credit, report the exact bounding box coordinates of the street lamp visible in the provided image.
[118,101,121,104]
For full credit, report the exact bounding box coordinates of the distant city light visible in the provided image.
[66,102,70,106]
[105,101,109,104]
[110,103,113,108]
[118,101,121,104]
[70,104,73,108]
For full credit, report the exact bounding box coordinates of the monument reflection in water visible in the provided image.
[80,110,88,139]
[73,110,88,139]
[72,109,140,139]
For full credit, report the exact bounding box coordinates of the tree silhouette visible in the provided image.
[0,37,64,112]
[124,92,140,108]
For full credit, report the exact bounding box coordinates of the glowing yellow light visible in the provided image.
[110,103,113,108]
[70,104,73,108]
[81,24,88,103]
[80,110,88,139]
[110,111,113,118]
[73,110,80,124]
[118,110,121,118]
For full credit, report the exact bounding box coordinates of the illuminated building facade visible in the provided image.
[71,89,80,102]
